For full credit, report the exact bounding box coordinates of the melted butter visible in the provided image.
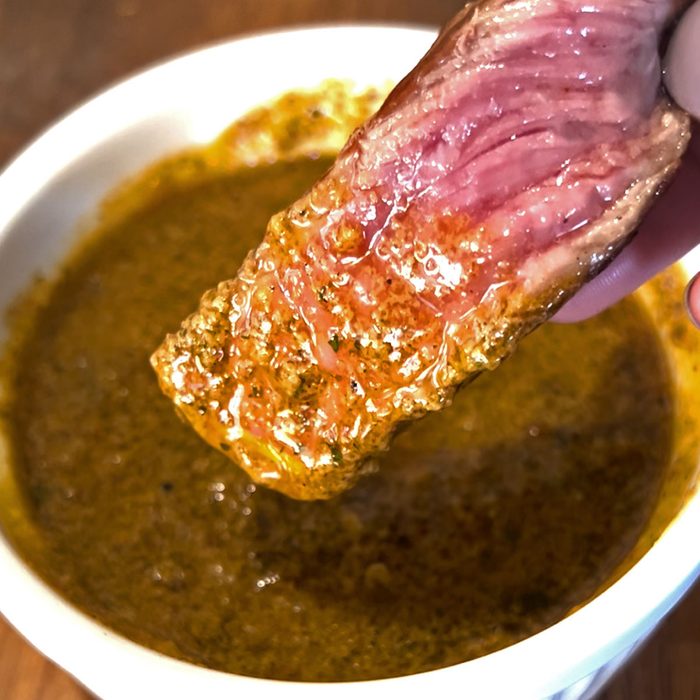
[0,84,699,682]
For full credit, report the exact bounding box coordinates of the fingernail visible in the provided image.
[684,271,700,330]
[664,1,700,121]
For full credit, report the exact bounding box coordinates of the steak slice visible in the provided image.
[152,0,690,499]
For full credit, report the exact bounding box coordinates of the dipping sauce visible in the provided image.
[0,87,677,681]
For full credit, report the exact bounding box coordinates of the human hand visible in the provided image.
[556,0,700,325]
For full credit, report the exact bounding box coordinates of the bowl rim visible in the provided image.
[0,23,699,700]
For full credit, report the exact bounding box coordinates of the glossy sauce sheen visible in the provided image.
[2,93,673,680]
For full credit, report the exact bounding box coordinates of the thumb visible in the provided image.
[666,0,700,119]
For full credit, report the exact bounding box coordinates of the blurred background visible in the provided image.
[0,1,698,698]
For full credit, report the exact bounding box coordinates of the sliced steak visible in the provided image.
[152,0,691,499]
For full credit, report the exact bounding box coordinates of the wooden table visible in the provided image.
[0,1,698,697]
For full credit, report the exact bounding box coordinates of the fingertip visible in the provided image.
[685,271,700,329]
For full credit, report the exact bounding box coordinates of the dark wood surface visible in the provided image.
[0,1,698,697]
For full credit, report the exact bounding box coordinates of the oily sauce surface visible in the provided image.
[2,97,673,681]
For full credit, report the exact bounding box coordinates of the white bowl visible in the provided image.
[0,25,699,700]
